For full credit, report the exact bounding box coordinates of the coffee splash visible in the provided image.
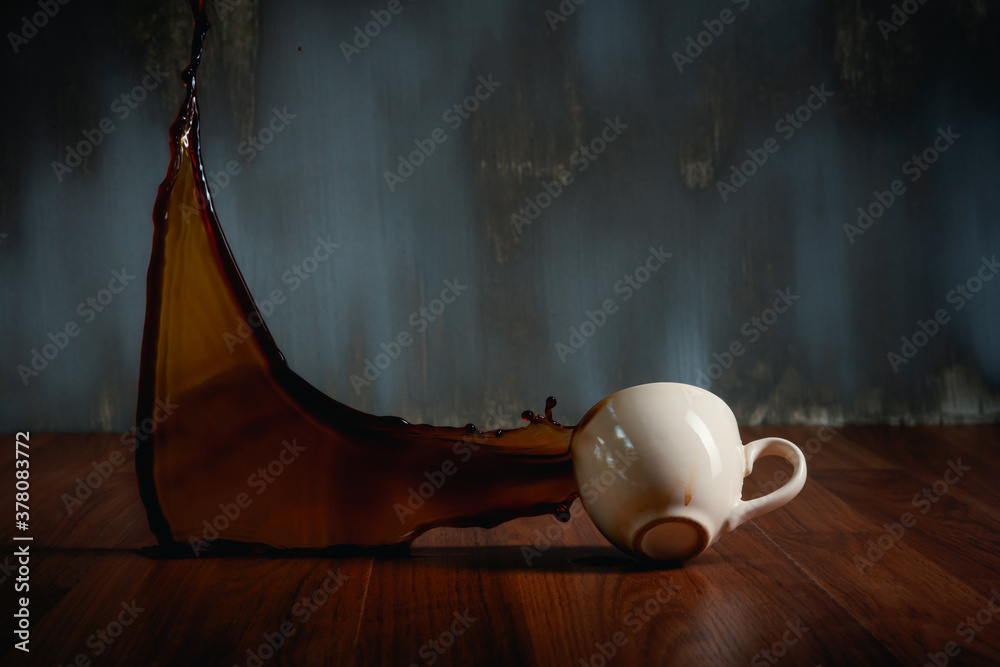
[135,1,578,553]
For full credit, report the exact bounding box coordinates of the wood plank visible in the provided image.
[748,425,1000,665]
[354,503,896,666]
[1,428,998,666]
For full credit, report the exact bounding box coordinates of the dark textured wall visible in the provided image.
[2,0,998,432]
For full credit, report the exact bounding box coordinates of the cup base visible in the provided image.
[633,517,708,561]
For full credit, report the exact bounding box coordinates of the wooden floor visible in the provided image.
[3,426,999,666]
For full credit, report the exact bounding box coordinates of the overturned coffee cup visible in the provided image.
[571,382,807,561]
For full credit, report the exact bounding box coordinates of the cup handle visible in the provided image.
[724,437,807,533]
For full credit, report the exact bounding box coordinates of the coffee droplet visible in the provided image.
[553,500,573,523]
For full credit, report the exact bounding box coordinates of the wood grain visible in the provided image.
[2,426,999,666]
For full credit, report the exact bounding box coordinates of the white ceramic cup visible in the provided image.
[571,382,807,561]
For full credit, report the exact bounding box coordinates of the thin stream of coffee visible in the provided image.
[135,0,578,552]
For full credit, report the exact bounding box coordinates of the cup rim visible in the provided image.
[632,515,709,561]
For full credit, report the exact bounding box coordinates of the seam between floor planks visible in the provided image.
[349,558,375,667]
[750,517,900,661]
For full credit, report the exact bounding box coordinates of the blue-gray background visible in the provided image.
[2,0,998,432]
